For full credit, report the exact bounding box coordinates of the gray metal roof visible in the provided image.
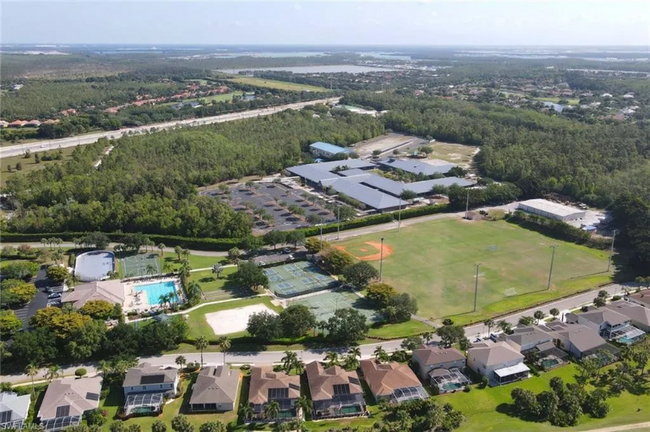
[286,165,339,183]
[286,160,376,184]
[327,178,405,210]
[337,168,368,177]
[360,175,473,197]
[377,158,457,176]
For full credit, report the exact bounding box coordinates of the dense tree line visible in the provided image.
[3,109,383,237]
[342,91,650,273]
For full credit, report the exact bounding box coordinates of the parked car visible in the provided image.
[281,248,292,254]
[47,293,62,299]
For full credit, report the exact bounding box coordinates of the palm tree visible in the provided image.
[217,336,231,366]
[483,318,495,337]
[52,249,64,264]
[348,346,361,360]
[174,245,183,261]
[25,364,38,395]
[343,354,360,371]
[324,351,340,368]
[97,360,111,377]
[40,238,47,249]
[373,346,389,364]
[281,351,298,373]
[195,336,209,367]
[296,396,312,419]
[179,260,192,280]
[45,365,61,382]
[238,403,254,422]
[158,243,166,257]
[146,264,157,276]
[294,360,305,375]
[181,249,190,261]
[264,400,280,420]
[158,294,169,309]
[422,332,434,344]
[212,263,224,279]
[175,355,187,372]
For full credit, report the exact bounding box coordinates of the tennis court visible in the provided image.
[119,253,162,278]
[264,261,339,298]
[290,290,381,322]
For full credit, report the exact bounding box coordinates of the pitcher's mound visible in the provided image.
[205,304,277,335]
[336,241,394,261]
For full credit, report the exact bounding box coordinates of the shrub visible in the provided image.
[75,368,87,377]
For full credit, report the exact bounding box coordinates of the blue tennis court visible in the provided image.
[264,261,339,298]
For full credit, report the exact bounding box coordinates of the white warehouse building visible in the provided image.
[517,199,586,221]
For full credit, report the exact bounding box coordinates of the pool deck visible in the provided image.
[122,277,184,313]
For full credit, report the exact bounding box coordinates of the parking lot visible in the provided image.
[12,265,58,328]
[204,182,336,232]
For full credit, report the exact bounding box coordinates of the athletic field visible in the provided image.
[336,219,611,322]
[118,253,161,278]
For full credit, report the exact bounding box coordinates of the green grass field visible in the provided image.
[188,268,249,301]
[534,96,581,105]
[162,252,227,272]
[336,219,611,324]
[1,146,79,186]
[226,76,329,92]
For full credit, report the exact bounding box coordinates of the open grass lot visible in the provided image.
[185,297,282,341]
[427,142,478,168]
[336,219,611,324]
[366,319,433,339]
[535,96,581,105]
[226,76,329,92]
[161,252,227,271]
[448,363,650,432]
[1,146,79,186]
[188,268,249,301]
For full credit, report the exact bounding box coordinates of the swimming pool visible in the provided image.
[135,280,179,306]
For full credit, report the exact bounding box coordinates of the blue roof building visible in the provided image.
[309,142,353,159]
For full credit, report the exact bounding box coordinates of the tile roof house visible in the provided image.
[38,377,102,431]
[305,361,366,419]
[0,392,31,430]
[62,280,125,309]
[543,321,613,359]
[566,307,631,339]
[412,346,466,381]
[359,360,427,404]
[122,363,179,416]
[500,326,554,353]
[248,367,300,421]
[467,340,529,385]
[189,366,240,413]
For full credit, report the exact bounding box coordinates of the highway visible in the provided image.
[0,97,340,159]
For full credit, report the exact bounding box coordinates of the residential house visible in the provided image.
[627,291,650,309]
[605,300,650,341]
[0,120,9,129]
[359,360,427,404]
[500,326,554,353]
[248,367,300,421]
[467,340,529,385]
[0,392,31,429]
[305,361,366,419]
[543,321,613,359]
[122,363,179,416]
[189,366,240,412]
[566,307,631,339]
[412,346,469,394]
[38,377,102,432]
[411,346,466,380]
[61,280,125,309]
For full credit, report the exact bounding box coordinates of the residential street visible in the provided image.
[1,282,630,385]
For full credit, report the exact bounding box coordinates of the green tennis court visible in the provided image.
[119,253,162,278]
[264,261,339,298]
[290,290,380,322]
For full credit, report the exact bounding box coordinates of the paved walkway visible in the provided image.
[584,422,650,432]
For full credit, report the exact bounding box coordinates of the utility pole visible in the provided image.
[337,206,341,240]
[465,189,470,220]
[379,237,385,281]
[607,230,617,272]
[473,263,481,312]
[319,225,323,244]
[547,245,558,290]
[397,201,402,233]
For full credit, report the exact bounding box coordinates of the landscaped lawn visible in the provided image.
[188,268,248,301]
[225,76,329,92]
[185,297,282,342]
[336,219,611,324]
[447,363,650,432]
[534,96,581,105]
[367,319,433,339]
[161,252,227,271]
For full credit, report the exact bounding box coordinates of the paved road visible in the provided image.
[1,283,631,384]
[0,97,340,158]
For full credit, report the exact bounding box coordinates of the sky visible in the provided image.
[2,0,649,47]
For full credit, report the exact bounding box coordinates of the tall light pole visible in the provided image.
[319,225,323,244]
[607,230,617,272]
[397,201,402,233]
[465,189,470,220]
[547,245,558,290]
[473,263,481,312]
[337,206,341,240]
[379,237,385,281]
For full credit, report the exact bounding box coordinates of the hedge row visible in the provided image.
[0,204,450,251]
[300,203,448,237]
[505,211,610,250]
[0,232,241,251]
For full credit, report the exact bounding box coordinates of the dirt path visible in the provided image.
[584,422,650,432]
